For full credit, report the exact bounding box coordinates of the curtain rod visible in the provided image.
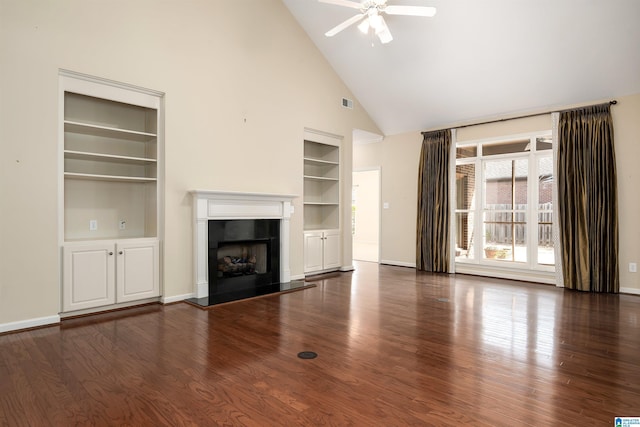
[421,100,617,135]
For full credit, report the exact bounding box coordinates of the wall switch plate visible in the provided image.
[119,220,126,230]
[89,220,98,231]
[383,202,390,209]
[630,262,637,273]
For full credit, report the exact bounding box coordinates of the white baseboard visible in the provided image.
[290,273,306,281]
[340,265,355,272]
[455,264,555,285]
[0,315,60,334]
[380,260,417,268]
[620,287,640,296]
[162,293,195,304]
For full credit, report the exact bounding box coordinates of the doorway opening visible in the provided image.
[352,169,380,262]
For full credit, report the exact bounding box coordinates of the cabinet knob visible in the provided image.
[119,251,123,255]
[109,252,114,255]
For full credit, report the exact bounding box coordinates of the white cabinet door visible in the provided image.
[63,242,115,312]
[304,229,341,273]
[116,240,159,303]
[323,230,341,270]
[304,231,324,273]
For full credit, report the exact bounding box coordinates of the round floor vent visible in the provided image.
[297,351,318,359]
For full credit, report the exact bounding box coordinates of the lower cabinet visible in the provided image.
[62,239,159,312]
[304,229,341,274]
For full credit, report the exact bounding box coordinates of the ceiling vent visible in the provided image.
[342,98,354,109]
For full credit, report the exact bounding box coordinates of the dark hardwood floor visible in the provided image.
[2,261,639,426]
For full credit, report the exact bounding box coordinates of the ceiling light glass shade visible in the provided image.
[368,14,383,30]
[357,19,370,34]
[377,27,393,43]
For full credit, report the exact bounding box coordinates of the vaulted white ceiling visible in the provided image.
[282,0,640,135]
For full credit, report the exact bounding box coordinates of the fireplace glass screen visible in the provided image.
[217,242,268,278]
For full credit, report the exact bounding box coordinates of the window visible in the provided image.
[454,132,554,274]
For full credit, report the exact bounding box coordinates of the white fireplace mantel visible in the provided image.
[191,190,296,298]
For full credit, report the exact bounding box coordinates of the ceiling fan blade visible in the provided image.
[384,5,437,17]
[325,13,366,37]
[375,16,393,44]
[319,0,363,9]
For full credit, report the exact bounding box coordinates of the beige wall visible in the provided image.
[354,93,640,293]
[354,133,423,266]
[0,0,380,326]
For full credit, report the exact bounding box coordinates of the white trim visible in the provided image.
[161,293,195,304]
[449,129,457,273]
[455,130,552,147]
[380,260,416,268]
[340,265,355,272]
[303,127,344,146]
[290,273,306,281]
[0,315,60,334]
[353,129,384,145]
[59,298,161,318]
[59,69,164,100]
[620,287,640,296]
[455,263,555,284]
[551,112,564,287]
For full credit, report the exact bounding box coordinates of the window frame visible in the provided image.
[453,131,555,279]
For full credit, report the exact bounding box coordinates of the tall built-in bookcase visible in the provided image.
[303,130,342,274]
[59,71,163,314]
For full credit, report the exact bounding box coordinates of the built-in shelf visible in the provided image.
[64,120,157,142]
[302,132,342,274]
[59,71,164,316]
[64,172,157,183]
[304,157,339,166]
[303,138,340,232]
[303,175,339,182]
[64,150,157,165]
[303,202,339,206]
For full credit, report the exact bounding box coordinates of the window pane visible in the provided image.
[484,160,513,209]
[484,159,528,209]
[456,146,477,158]
[484,211,527,262]
[456,164,475,210]
[538,156,553,209]
[538,212,554,265]
[514,159,528,206]
[455,212,475,261]
[536,137,552,151]
[482,140,529,156]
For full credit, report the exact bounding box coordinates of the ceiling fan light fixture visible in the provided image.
[357,19,370,34]
[375,16,393,43]
[319,0,436,44]
[377,28,393,44]
[368,13,384,31]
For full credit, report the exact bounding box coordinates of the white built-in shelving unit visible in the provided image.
[59,70,163,314]
[303,130,342,274]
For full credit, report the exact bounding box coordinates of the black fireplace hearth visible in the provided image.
[186,218,312,307]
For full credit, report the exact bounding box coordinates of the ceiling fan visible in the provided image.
[320,0,436,44]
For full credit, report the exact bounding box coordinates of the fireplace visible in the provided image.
[188,190,312,307]
[208,219,280,299]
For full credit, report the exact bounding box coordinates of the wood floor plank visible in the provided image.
[1,261,640,425]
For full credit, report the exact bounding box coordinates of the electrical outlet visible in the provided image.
[89,220,98,231]
[119,220,126,230]
[630,262,637,273]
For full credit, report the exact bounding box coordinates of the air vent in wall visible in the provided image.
[342,98,353,109]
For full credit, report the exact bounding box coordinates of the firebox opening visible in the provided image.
[206,219,281,304]
[217,241,268,278]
